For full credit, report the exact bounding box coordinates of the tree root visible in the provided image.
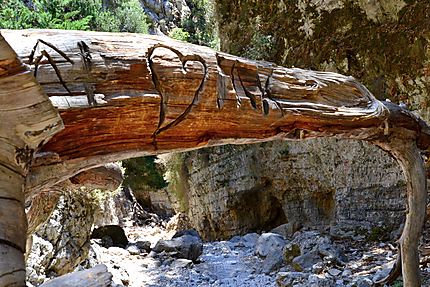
[374,246,402,286]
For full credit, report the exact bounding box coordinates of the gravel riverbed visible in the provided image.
[82,220,430,287]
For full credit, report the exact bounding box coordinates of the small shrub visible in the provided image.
[122,156,168,191]
[182,0,218,48]
[169,27,190,42]
[0,0,149,33]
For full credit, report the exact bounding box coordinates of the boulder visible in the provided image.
[91,225,128,248]
[171,258,193,269]
[126,245,140,255]
[172,229,201,239]
[291,231,345,264]
[255,233,286,258]
[291,251,322,272]
[153,234,203,262]
[243,233,259,248]
[262,250,284,274]
[39,264,112,287]
[271,222,302,239]
[136,240,151,253]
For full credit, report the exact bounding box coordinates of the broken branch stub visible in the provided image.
[1,29,430,286]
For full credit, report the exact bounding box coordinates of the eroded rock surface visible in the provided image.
[27,190,97,285]
[141,0,191,34]
[161,139,405,240]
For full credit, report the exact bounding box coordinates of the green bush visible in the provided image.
[122,156,168,191]
[182,0,218,48]
[169,27,190,42]
[0,0,38,29]
[115,0,149,33]
[0,0,149,33]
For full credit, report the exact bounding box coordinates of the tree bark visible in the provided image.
[0,33,62,286]
[373,134,427,286]
[1,29,430,286]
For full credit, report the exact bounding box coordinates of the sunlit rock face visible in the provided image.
[162,139,405,241]
[26,190,97,286]
[141,0,191,34]
[158,0,430,240]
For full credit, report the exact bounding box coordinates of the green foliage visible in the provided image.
[122,156,168,191]
[159,153,190,213]
[366,225,392,242]
[93,1,149,33]
[0,0,93,30]
[241,16,276,61]
[242,33,276,61]
[169,27,190,42]
[0,0,38,29]
[0,0,149,33]
[115,0,149,33]
[181,0,219,48]
[93,11,122,32]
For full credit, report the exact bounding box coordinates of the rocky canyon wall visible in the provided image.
[161,139,405,240]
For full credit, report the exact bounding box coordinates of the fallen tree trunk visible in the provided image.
[1,29,429,286]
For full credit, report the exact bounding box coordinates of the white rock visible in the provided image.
[255,233,286,257]
[327,268,342,277]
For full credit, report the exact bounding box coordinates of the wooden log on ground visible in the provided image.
[39,264,112,287]
[1,29,430,286]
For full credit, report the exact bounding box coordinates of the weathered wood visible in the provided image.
[39,264,112,287]
[0,32,63,286]
[1,29,430,286]
[0,29,390,192]
[373,134,427,286]
[69,164,123,191]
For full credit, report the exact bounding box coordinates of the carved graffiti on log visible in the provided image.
[28,39,74,97]
[77,41,97,107]
[146,44,208,146]
[220,55,284,116]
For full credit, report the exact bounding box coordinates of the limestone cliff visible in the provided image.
[161,139,405,240]
[141,0,191,34]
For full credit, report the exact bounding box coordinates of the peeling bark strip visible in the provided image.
[1,30,430,286]
[0,32,63,287]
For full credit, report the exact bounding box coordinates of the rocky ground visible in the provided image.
[79,216,430,287]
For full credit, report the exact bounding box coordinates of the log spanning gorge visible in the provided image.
[1,29,430,286]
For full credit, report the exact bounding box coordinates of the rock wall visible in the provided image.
[27,190,97,286]
[26,164,124,286]
[141,0,191,34]
[162,139,405,240]
[155,0,430,241]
